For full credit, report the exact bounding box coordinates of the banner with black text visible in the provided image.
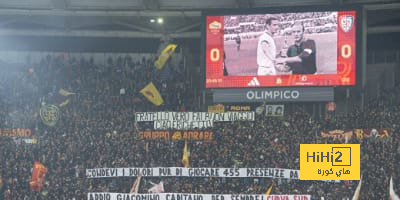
[86,167,300,179]
[87,193,311,200]
[135,112,255,130]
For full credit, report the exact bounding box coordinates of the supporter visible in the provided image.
[0,54,399,199]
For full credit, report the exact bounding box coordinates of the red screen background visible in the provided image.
[205,11,356,88]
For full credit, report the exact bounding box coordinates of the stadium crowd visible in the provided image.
[0,53,399,199]
[224,12,336,40]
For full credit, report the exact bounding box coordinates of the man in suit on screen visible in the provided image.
[276,22,317,74]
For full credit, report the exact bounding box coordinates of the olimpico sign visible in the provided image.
[212,87,334,103]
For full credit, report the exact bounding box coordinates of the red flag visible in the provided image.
[30,161,48,191]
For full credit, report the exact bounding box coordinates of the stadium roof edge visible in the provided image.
[364,2,400,11]
[0,9,201,17]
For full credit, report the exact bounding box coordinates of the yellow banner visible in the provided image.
[155,44,177,70]
[0,128,32,137]
[140,82,164,106]
[137,131,214,141]
[207,104,225,113]
[300,144,360,180]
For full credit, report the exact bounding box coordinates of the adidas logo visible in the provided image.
[247,77,260,86]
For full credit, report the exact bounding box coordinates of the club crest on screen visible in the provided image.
[209,21,222,34]
[340,15,354,33]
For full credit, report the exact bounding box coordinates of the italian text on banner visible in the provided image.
[300,144,360,180]
[86,167,300,179]
[87,193,311,200]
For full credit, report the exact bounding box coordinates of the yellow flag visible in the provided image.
[145,142,149,153]
[155,44,177,70]
[140,82,164,106]
[129,173,142,194]
[59,99,71,107]
[58,89,75,96]
[264,182,274,196]
[182,141,189,168]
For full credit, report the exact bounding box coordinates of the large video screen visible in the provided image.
[204,9,358,88]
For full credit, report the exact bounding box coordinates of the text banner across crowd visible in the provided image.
[137,130,214,141]
[86,167,300,179]
[0,128,32,137]
[87,193,311,200]
[320,128,392,141]
[135,112,255,130]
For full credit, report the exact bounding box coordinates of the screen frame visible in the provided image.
[201,5,363,89]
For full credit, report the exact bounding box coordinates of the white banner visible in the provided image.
[86,167,300,179]
[135,112,255,130]
[135,112,255,122]
[87,193,311,200]
[153,120,214,130]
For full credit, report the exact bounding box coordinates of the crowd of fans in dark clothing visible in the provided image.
[0,53,399,199]
[224,12,336,37]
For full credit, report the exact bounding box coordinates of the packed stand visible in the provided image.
[0,54,399,199]
[224,12,336,41]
